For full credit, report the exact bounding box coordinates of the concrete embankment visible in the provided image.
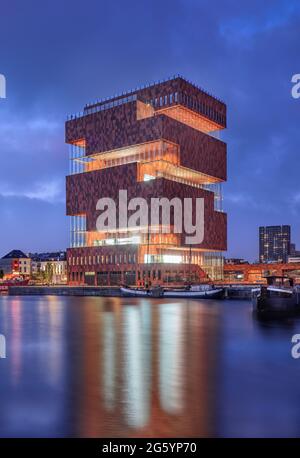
[8,286,122,297]
[7,285,256,299]
[224,285,256,299]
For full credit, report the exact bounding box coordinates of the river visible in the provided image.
[0,296,299,437]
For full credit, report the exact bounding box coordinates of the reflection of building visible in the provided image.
[79,298,217,437]
[259,225,291,263]
[66,76,227,286]
[0,250,31,278]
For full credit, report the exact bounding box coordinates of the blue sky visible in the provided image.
[0,0,299,261]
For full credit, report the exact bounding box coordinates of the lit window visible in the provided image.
[143,174,155,181]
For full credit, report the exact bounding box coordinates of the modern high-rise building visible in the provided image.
[66,76,227,286]
[259,225,291,263]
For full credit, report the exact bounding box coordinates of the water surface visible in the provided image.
[0,296,299,437]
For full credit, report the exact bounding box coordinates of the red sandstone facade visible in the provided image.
[66,76,227,286]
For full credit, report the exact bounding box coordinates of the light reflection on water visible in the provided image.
[0,296,300,437]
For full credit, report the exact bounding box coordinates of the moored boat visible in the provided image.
[121,284,224,299]
[252,276,300,316]
[120,285,164,298]
[163,285,224,299]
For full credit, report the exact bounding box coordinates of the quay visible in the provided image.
[6,285,256,299]
[8,286,122,297]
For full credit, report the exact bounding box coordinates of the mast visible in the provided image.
[146,223,150,286]
[189,244,192,285]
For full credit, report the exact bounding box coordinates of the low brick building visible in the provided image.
[223,262,300,284]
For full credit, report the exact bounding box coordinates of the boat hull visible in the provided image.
[163,288,224,299]
[120,287,151,297]
[252,287,300,316]
[121,287,224,300]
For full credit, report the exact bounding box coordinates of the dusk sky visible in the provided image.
[0,0,299,261]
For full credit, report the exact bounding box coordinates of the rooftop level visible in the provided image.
[67,75,226,128]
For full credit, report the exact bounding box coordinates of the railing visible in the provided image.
[66,74,225,121]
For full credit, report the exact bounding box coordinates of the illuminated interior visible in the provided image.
[155,105,223,134]
[144,254,183,264]
[139,244,201,264]
[138,159,220,187]
[70,140,179,175]
[85,230,180,247]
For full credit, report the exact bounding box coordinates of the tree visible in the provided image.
[45,262,54,284]
[0,270,4,280]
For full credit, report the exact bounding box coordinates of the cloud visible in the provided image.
[0,107,66,204]
[219,0,300,46]
[0,0,300,260]
[0,178,64,204]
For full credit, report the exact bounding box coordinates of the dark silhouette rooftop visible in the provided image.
[1,250,28,259]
